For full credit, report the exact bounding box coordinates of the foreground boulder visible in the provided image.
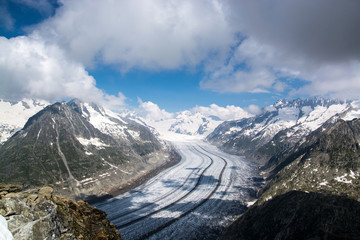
[0,183,121,240]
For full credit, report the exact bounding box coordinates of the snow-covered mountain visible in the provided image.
[0,99,49,143]
[207,97,360,165]
[126,106,253,141]
[0,99,169,199]
[68,99,163,154]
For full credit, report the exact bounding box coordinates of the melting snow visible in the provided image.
[77,137,109,148]
[127,129,140,140]
[335,173,353,184]
[225,126,242,135]
[319,180,328,186]
[246,200,257,207]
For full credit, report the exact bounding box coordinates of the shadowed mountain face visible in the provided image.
[221,191,360,240]
[0,101,169,199]
[220,118,360,239]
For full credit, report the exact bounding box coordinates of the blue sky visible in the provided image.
[91,66,282,112]
[0,0,359,113]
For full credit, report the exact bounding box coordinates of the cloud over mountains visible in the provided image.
[0,0,359,108]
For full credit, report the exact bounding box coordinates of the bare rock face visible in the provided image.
[0,183,121,240]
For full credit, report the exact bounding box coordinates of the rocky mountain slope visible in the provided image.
[0,183,122,239]
[258,117,360,203]
[221,115,360,239]
[0,101,170,200]
[68,99,163,156]
[207,97,360,166]
[0,99,49,143]
[221,191,360,240]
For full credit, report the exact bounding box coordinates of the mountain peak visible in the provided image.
[0,100,166,199]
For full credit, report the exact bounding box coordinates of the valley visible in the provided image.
[1,2,359,239]
[1,97,359,239]
[93,140,260,240]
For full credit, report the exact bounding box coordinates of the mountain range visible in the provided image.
[221,116,360,239]
[0,99,171,200]
[207,98,360,239]
[1,96,360,239]
[207,97,360,167]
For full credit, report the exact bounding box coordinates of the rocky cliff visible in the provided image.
[0,183,122,240]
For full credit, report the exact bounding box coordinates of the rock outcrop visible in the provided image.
[0,183,121,240]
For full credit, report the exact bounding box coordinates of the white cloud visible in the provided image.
[0,35,126,110]
[201,35,360,99]
[201,0,360,99]
[37,0,234,71]
[136,99,174,121]
[191,104,252,121]
[245,104,262,115]
[2,0,359,106]
[292,60,360,99]
[136,100,253,122]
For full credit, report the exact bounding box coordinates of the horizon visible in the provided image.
[0,0,359,114]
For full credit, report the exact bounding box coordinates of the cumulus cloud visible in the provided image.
[0,35,126,110]
[191,104,253,121]
[245,104,262,115]
[202,0,360,99]
[1,0,359,107]
[136,100,254,122]
[36,0,234,71]
[136,99,174,121]
[201,34,360,99]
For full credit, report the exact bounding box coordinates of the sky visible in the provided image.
[0,0,359,117]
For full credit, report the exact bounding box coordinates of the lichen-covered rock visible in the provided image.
[0,183,121,240]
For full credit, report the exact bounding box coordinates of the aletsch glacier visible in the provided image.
[1,97,360,239]
[93,141,259,239]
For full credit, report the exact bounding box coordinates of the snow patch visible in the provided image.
[127,129,140,140]
[225,126,242,135]
[319,180,328,186]
[246,200,257,207]
[77,137,109,148]
[335,173,352,184]
[0,215,13,240]
[0,99,48,143]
